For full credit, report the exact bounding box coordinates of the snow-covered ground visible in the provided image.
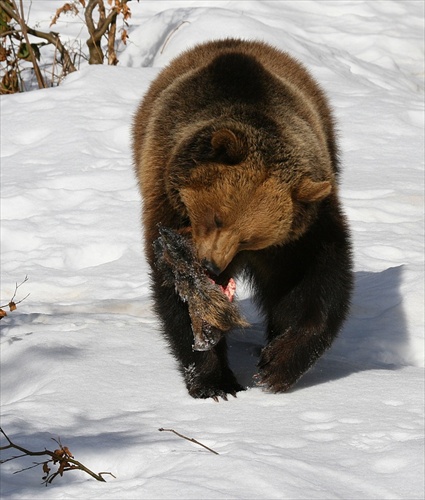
[1,1,424,498]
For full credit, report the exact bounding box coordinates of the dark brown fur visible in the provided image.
[133,39,353,399]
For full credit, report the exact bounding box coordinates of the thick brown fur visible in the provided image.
[133,39,353,400]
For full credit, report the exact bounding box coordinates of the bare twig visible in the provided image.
[0,427,116,485]
[158,428,219,455]
[29,27,77,75]
[11,0,46,89]
[0,276,30,317]
[107,9,118,65]
[8,275,29,304]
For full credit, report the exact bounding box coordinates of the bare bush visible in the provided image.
[0,0,138,93]
[51,0,134,65]
[0,428,115,485]
[0,0,77,92]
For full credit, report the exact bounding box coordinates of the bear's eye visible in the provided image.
[214,215,223,228]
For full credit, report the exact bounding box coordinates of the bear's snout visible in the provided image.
[194,228,240,276]
[202,258,222,277]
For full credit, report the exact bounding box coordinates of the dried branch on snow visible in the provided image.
[158,428,219,455]
[0,275,30,319]
[0,427,115,485]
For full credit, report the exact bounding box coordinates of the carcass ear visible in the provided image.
[294,177,332,202]
[211,129,246,164]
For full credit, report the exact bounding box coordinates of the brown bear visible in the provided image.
[132,39,353,400]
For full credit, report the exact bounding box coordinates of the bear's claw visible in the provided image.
[188,383,244,401]
[185,364,245,401]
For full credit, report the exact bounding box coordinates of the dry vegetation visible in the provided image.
[0,0,137,93]
[0,428,115,485]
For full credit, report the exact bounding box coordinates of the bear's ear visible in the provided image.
[294,177,332,202]
[211,129,247,164]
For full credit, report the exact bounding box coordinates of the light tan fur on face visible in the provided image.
[180,172,293,273]
[180,168,333,273]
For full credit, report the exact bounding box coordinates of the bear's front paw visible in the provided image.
[185,364,245,401]
[188,382,244,402]
[256,339,302,393]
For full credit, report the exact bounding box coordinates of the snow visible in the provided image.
[1,1,424,498]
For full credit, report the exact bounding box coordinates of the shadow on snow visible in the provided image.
[227,265,408,391]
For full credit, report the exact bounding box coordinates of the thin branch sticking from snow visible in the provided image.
[158,428,219,455]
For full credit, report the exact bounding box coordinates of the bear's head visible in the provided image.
[168,127,333,276]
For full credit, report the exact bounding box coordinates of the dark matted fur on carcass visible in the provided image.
[153,225,248,353]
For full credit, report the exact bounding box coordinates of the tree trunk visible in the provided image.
[87,37,104,65]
